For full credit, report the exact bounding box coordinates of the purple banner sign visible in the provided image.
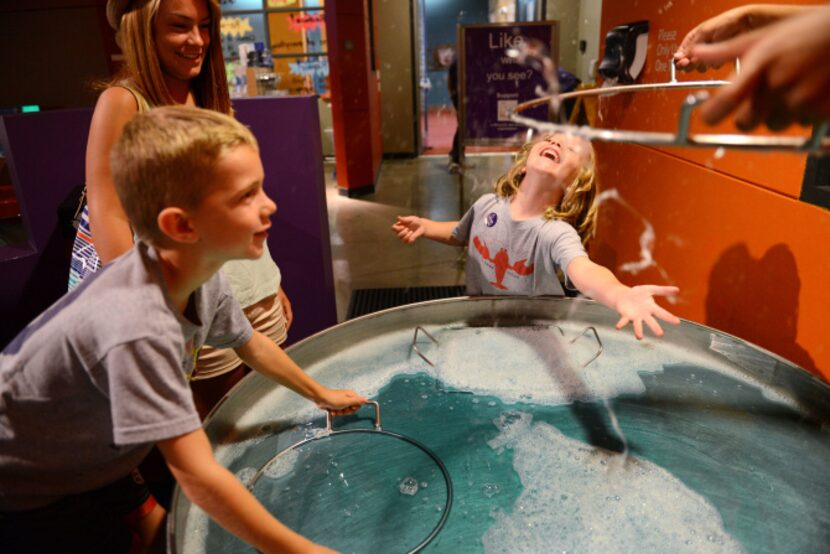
[461,22,559,142]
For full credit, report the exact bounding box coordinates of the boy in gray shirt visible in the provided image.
[0,107,364,553]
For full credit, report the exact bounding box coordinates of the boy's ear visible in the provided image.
[157,207,199,244]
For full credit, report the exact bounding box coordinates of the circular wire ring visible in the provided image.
[249,427,453,553]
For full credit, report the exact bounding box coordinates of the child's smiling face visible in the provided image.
[191,144,276,261]
[526,133,590,186]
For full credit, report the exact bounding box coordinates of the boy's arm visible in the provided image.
[566,256,680,339]
[235,331,366,414]
[392,216,464,246]
[158,429,336,554]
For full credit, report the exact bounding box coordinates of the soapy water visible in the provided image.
[181,322,829,553]
[261,447,301,480]
[484,412,743,553]
[485,412,740,552]
[220,322,805,446]
[399,476,420,496]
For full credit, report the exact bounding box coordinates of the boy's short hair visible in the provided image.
[111,106,258,245]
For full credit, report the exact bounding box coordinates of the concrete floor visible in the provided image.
[325,153,514,321]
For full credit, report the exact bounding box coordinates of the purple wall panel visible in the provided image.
[0,109,90,347]
[233,97,336,344]
[0,96,335,348]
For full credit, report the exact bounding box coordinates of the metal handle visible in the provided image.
[326,400,381,432]
[412,325,439,367]
[569,326,604,368]
[551,325,603,368]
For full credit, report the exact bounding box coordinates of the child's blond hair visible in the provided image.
[116,0,231,114]
[111,106,258,245]
[494,135,599,244]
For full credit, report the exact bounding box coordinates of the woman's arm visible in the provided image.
[235,331,366,414]
[566,256,680,339]
[277,287,293,330]
[158,429,336,554]
[392,215,464,246]
[85,87,140,263]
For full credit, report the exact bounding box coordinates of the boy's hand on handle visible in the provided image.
[614,285,681,340]
[393,216,426,244]
[316,388,367,416]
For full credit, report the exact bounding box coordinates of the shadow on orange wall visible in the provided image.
[705,243,815,374]
[593,0,830,382]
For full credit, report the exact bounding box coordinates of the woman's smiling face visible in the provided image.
[153,0,211,84]
[526,133,590,185]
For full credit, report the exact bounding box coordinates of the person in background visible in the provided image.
[69,0,293,417]
[393,133,680,340]
[0,106,365,554]
[447,55,463,174]
[673,3,830,130]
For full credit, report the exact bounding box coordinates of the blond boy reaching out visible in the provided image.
[0,107,364,553]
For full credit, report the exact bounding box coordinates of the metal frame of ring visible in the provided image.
[510,62,830,153]
[248,401,453,554]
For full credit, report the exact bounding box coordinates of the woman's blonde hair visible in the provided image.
[494,135,598,244]
[114,0,231,113]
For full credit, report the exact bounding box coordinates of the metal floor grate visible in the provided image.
[347,286,466,319]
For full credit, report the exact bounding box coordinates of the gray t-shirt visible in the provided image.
[451,194,587,296]
[0,242,253,510]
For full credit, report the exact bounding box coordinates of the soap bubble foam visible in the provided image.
[483,412,744,553]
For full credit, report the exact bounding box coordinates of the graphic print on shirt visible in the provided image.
[472,210,534,290]
[183,337,201,380]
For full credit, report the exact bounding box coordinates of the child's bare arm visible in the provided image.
[158,430,337,554]
[566,256,680,339]
[235,331,366,415]
[392,216,464,246]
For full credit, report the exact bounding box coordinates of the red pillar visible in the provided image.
[325,0,383,196]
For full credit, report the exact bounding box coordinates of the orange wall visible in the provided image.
[593,1,830,379]
[325,0,383,194]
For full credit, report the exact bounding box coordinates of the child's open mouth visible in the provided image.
[542,149,560,163]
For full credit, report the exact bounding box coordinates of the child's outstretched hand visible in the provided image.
[316,388,367,416]
[614,285,681,339]
[392,215,425,244]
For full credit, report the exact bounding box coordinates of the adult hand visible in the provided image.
[392,215,426,244]
[316,389,367,416]
[690,6,830,130]
[674,4,756,72]
[277,287,293,330]
[614,285,680,340]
